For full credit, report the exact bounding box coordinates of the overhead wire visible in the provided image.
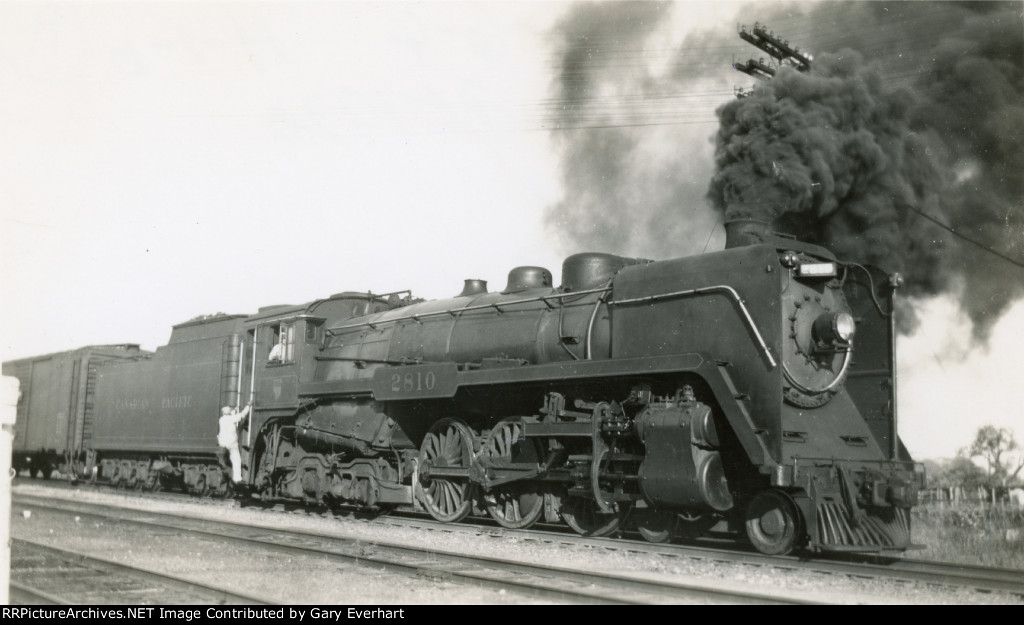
[906,205,1024,270]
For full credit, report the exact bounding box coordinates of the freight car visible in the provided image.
[2,344,146,478]
[6,220,922,555]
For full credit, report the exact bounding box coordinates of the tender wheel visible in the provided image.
[417,418,476,523]
[636,509,679,543]
[128,469,143,490]
[561,498,625,537]
[194,473,207,497]
[745,490,804,555]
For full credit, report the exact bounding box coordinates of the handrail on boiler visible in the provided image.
[324,284,777,369]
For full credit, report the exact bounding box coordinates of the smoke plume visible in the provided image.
[546,1,1023,340]
[545,1,725,257]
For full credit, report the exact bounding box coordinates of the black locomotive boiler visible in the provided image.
[5,220,921,555]
[236,219,919,555]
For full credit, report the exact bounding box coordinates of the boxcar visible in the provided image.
[2,345,145,477]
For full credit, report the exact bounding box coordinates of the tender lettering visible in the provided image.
[161,395,193,409]
[114,397,149,411]
[114,395,193,411]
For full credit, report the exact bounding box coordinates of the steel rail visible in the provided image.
[12,537,269,605]
[18,483,1023,597]
[8,580,69,605]
[367,508,1024,597]
[16,483,1022,597]
[14,495,818,605]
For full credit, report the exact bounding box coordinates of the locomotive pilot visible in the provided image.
[218,404,251,486]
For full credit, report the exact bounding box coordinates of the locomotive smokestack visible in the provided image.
[724,219,771,249]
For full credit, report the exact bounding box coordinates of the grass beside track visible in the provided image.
[912,503,1024,569]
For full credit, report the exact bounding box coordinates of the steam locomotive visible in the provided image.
[4,220,921,555]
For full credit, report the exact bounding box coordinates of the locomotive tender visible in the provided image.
[4,220,920,555]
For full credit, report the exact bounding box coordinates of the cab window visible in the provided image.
[268,322,295,363]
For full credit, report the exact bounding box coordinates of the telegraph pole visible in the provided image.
[733,22,812,96]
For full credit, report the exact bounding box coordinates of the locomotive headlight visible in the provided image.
[834,312,856,342]
[813,311,856,345]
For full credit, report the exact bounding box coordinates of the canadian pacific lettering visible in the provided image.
[113,396,193,411]
[161,395,193,409]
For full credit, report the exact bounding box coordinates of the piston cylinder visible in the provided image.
[635,402,733,512]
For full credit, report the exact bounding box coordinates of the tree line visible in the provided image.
[924,426,1024,494]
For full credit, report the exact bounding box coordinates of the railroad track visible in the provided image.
[372,509,1024,597]
[12,494,820,605]
[9,537,267,605]
[15,483,1024,600]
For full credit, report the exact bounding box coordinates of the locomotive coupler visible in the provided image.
[871,475,918,507]
[841,466,919,509]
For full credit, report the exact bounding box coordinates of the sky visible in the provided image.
[1,1,1021,461]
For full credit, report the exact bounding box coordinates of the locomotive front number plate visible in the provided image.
[371,362,459,400]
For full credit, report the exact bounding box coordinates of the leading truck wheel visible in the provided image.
[745,489,804,555]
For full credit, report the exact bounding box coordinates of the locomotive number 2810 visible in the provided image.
[371,362,459,400]
[391,371,436,393]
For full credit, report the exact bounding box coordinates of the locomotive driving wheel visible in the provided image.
[417,418,476,523]
[561,497,626,537]
[745,489,804,555]
[483,419,544,529]
[636,509,679,543]
[486,487,545,529]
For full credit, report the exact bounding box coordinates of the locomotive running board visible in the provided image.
[300,353,708,399]
[299,352,772,465]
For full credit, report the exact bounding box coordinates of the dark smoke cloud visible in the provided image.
[710,2,1024,338]
[545,1,725,258]
[546,1,1023,340]
[709,52,951,306]
[914,7,1024,336]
